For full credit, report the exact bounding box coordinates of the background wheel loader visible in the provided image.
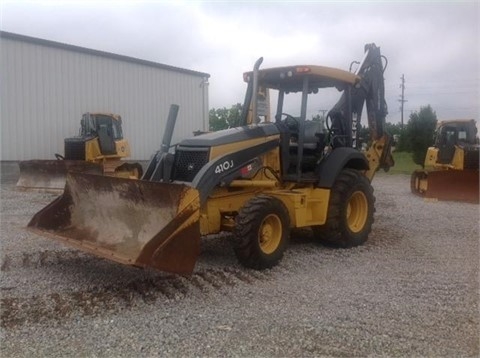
[16,112,143,192]
[28,43,394,275]
[411,119,479,203]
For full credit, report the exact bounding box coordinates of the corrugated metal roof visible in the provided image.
[0,31,210,79]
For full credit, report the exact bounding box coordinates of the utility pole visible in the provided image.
[398,74,407,130]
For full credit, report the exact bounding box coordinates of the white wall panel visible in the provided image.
[0,32,209,160]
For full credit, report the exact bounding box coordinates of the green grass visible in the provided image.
[387,151,422,175]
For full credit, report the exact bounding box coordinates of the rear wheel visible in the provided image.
[232,195,290,270]
[313,169,374,248]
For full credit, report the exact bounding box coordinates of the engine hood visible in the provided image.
[179,123,280,148]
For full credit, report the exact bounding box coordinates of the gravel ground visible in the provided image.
[1,161,479,357]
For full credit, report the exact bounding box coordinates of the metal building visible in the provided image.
[0,31,210,161]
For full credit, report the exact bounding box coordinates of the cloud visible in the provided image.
[1,1,478,122]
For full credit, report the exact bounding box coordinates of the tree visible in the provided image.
[385,122,403,137]
[209,108,228,131]
[395,129,410,152]
[358,122,402,144]
[209,103,244,131]
[382,122,408,151]
[405,105,437,166]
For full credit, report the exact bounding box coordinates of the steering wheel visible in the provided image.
[325,113,332,132]
[281,113,299,133]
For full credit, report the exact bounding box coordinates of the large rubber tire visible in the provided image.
[232,195,290,270]
[313,169,375,248]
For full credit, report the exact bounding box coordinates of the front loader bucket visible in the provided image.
[411,169,479,204]
[28,172,201,274]
[16,160,103,192]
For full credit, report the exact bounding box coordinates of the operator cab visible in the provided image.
[435,119,479,164]
[80,113,124,155]
[244,65,360,181]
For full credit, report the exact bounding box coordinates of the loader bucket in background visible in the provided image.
[16,160,103,192]
[27,172,201,274]
[411,169,479,204]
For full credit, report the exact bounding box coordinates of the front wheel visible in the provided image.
[232,195,290,270]
[313,169,375,248]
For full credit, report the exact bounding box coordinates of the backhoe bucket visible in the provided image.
[16,160,103,192]
[27,172,201,274]
[411,169,479,204]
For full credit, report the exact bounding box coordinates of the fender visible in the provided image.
[192,139,279,204]
[316,147,369,188]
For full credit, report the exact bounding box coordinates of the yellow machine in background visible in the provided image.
[411,119,479,203]
[16,112,143,191]
[28,44,394,274]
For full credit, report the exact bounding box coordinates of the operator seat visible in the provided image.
[288,121,325,172]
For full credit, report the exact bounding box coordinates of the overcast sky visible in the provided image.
[1,1,478,125]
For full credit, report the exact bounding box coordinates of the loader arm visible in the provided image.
[192,138,279,204]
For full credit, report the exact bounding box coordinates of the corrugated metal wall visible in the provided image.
[0,33,209,160]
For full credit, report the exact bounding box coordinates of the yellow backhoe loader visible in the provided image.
[411,119,479,203]
[28,43,394,274]
[16,112,143,191]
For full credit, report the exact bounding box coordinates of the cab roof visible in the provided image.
[437,119,476,127]
[88,112,122,121]
[244,65,360,92]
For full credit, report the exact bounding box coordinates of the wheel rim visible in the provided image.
[346,191,368,233]
[258,214,282,254]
